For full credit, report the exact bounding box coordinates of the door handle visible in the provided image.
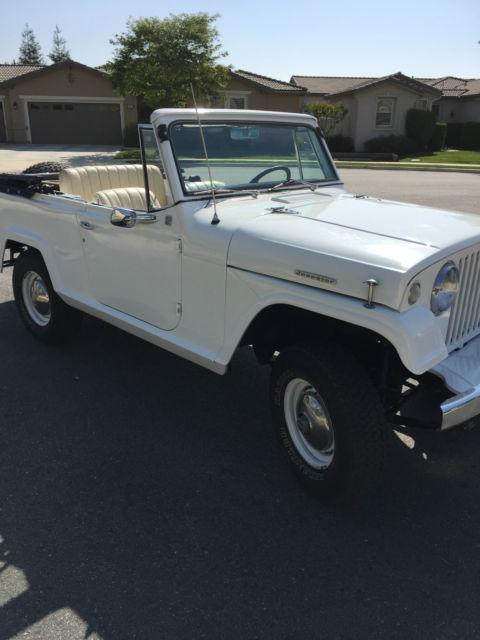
[80,221,94,230]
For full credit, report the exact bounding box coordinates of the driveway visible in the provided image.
[0,144,124,172]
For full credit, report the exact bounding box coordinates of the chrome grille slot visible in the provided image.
[446,250,480,350]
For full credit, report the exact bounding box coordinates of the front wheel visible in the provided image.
[12,251,82,344]
[270,343,385,502]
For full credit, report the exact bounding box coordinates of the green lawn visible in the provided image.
[399,150,480,164]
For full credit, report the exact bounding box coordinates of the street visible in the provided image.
[0,169,480,639]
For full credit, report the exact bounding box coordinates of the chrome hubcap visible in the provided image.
[22,271,51,326]
[284,378,335,469]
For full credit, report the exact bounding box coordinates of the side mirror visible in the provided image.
[111,208,136,228]
[110,208,157,228]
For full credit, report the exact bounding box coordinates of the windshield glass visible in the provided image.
[169,122,337,194]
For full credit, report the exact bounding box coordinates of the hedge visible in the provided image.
[429,123,447,151]
[326,134,354,152]
[459,122,480,150]
[446,122,480,150]
[364,135,418,156]
[405,109,436,150]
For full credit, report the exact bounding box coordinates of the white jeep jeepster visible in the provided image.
[1,108,480,501]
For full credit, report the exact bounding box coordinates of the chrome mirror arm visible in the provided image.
[110,208,157,228]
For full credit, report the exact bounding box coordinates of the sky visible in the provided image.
[1,0,479,81]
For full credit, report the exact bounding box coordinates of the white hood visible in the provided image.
[226,191,480,309]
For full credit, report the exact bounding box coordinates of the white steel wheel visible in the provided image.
[270,343,386,502]
[283,378,335,469]
[21,270,52,327]
[13,250,82,344]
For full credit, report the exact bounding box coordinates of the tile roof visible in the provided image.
[231,69,306,93]
[291,73,479,99]
[0,61,108,88]
[418,76,480,98]
[0,63,45,83]
[291,75,375,94]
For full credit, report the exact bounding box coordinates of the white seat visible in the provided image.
[94,187,160,210]
[59,164,167,207]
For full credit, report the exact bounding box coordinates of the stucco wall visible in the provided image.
[353,82,435,151]
[433,97,480,124]
[3,65,137,143]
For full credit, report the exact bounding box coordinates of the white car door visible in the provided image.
[76,126,182,331]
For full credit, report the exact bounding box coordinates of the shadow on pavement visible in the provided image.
[0,300,479,639]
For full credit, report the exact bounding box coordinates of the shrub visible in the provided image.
[405,109,436,150]
[123,124,140,148]
[446,123,462,148]
[364,135,418,156]
[304,102,348,136]
[326,134,354,152]
[429,123,447,151]
[459,122,480,150]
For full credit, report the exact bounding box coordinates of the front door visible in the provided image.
[76,126,182,331]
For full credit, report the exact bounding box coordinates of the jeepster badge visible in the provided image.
[268,206,300,215]
[294,270,337,285]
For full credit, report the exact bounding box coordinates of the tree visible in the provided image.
[19,24,44,64]
[48,25,70,63]
[106,13,230,108]
[304,102,348,136]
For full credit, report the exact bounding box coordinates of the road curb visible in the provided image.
[336,164,480,175]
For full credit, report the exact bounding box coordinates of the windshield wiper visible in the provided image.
[192,187,259,199]
[268,179,317,192]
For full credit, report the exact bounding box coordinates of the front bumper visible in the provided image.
[441,388,480,430]
[431,334,480,430]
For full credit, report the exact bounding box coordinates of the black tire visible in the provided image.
[22,161,64,174]
[270,343,385,502]
[12,251,82,344]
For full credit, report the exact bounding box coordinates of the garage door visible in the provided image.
[28,102,122,144]
[0,103,6,143]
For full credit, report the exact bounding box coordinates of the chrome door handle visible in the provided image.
[80,221,94,230]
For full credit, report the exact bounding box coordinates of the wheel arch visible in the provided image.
[2,233,59,289]
[216,272,448,376]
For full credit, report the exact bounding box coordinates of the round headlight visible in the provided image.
[431,262,459,315]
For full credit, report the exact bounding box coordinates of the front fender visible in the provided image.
[215,267,447,375]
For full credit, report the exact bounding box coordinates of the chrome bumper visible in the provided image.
[441,387,480,430]
[432,334,480,430]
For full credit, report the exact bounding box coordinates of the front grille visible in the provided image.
[446,249,480,350]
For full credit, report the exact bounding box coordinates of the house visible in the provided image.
[215,69,306,112]
[0,60,137,145]
[291,72,480,151]
[418,76,480,123]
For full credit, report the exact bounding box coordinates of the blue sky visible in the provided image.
[1,0,479,80]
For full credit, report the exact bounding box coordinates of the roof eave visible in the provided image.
[230,71,305,95]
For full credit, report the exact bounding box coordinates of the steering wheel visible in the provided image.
[249,165,291,184]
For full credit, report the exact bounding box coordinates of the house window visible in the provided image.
[375,97,395,127]
[225,94,248,109]
[415,99,428,110]
[432,104,440,121]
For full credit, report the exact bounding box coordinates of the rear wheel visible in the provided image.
[270,343,385,502]
[13,251,82,343]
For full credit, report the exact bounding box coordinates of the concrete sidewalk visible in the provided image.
[335,160,480,173]
[0,144,124,172]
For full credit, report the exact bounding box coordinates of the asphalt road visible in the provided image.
[1,171,480,639]
[340,167,480,215]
